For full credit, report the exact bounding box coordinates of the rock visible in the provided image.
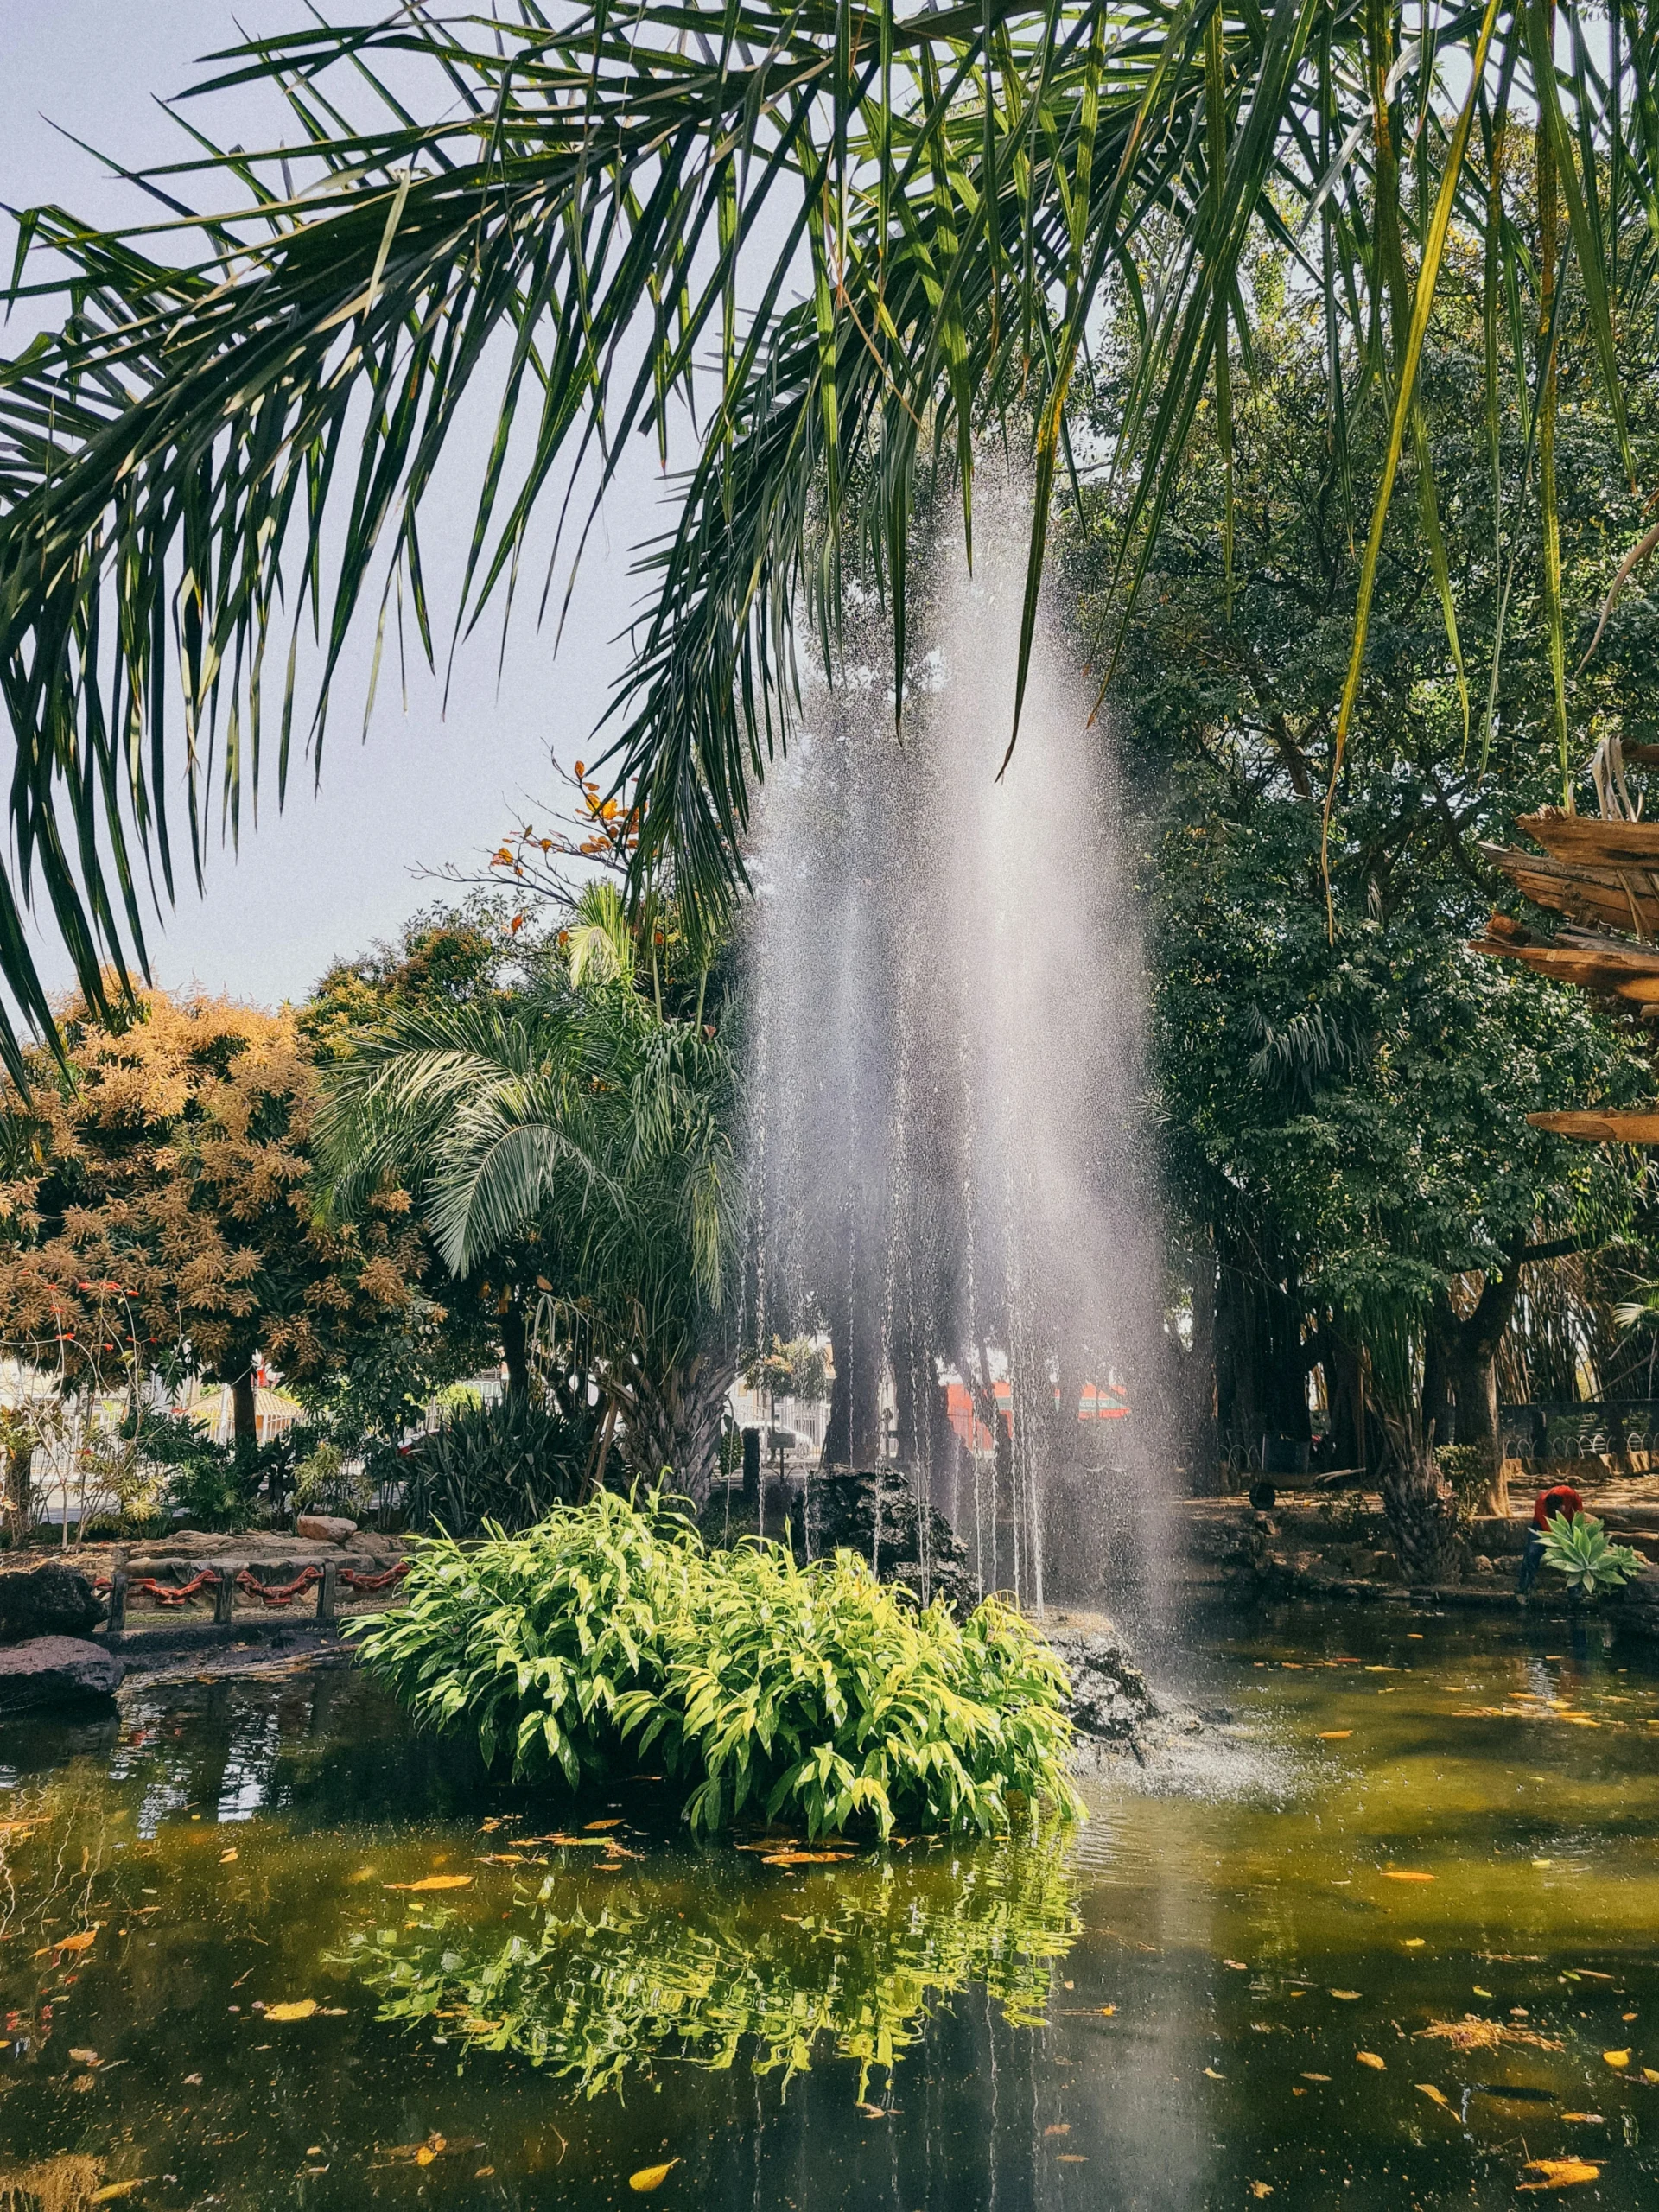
[804,1469,981,1614]
[0,1637,124,1711]
[0,1563,105,1644]
[294,1515,356,1546]
[1042,1627,1156,1741]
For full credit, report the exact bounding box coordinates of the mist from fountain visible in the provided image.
[741,474,1171,1625]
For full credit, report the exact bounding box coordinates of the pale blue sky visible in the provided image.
[3,5,670,1009]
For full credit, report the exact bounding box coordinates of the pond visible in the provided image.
[0,1606,1655,2210]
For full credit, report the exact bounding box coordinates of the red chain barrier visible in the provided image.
[236,1565,322,1607]
[128,1569,220,1609]
[339,1560,410,1594]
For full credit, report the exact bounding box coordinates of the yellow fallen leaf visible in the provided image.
[264,2000,319,2022]
[628,2160,681,2193]
[1330,1990,1361,2001]
[1098,2005,1116,2017]
[219,1849,238,1864]
[1249,2185,1274,2201]
[53,1929,99,1955]
[1603,2050,1630,2069]
[1056,2155,1087,2164]
[1222,1960,1249,1971]
[91,2184,152,2203]
[1473,1986,1493,1999]
[1319,1731,1353,1740]
[1300,2073,1331,2082]
[415,2147,437,2168]
[1203,2068,1224,2080]
[583,1819,624,1831]
[383,1875,474,1893]
[1356,2052,1386,2070]
[1416,2084,1450,2108]
[1643,2069,1659,2085]
[760,1851,853,1867]
[1383,1872,1435,1884]
[1560,2115,1604,2126]
[1404,1940,1426,1949]
[1516,2159,1599,2190]
[69,2048,98,2064]
[1043,2124,1070,2137]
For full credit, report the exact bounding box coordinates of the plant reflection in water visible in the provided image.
[338,1813,1080,2098]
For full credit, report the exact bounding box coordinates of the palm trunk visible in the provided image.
[1379,1421,1460,1584]
[622,1349,734,1501]
[232,1368,258,1452]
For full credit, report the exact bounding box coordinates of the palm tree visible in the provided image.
[0,2,1653,1071]
[317,927,741,1492]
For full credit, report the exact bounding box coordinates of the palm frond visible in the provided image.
[2,1,1654,1061]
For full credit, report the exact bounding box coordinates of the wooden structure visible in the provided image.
[1473,772,1659,1142]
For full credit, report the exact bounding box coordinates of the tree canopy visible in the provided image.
[3,3,1656,1066]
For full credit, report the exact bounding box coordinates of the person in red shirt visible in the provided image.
[1517,1483,1583,1592]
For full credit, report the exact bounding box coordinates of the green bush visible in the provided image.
[347,1490,1079,1837]
[1538,1510,1645,1597]
[401,1394,594,1537]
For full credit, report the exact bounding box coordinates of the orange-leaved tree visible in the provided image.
[0,987,425,1450]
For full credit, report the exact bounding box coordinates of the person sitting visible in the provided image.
[1516,1482,1584,1592]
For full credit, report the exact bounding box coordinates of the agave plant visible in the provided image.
[1537,1510,1645,1597]
[2,3,1656,1071]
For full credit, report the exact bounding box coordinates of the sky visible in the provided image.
[2,4,672,1011]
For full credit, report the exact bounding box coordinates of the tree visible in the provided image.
[0,986,429,1452]
[317,924,742,1495]
[2,7,1656,1056]
[1077,253,1656,1560]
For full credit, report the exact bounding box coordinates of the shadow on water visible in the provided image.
[0,1612,1655,2206]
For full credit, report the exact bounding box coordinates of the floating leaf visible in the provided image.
[264,2000,319,2022]
[1517,2159,1600,2190]
[1416,2084,1451,2108]
[760,1852,853,1868]
[1222,1960,1248,1971]
[1356,2052,1386,2070]
[1319,1732,1353,1741]
[68,2049,98,2065]
[50,1929,99,1956]
[1561,2115,1604,2126]
[1383,1872,1434,1884]
[583,1820,624,1832]
[415,2146,437,2168]
[1043,2125,1070,2138]
[628,2160,681,2193]
[219,1849,238,1864]
[1249,2186,1274,2201]
[1056,2154,1087,2164]
[1417,2017,1563,2052]
[1404,1941,1427,1950]
[384,1876,474,1892]
[1603,2050,1630,2069]
[1301,2073,1331,2082]
[92,2183,153,2203]
[1330,1991,1361,2001]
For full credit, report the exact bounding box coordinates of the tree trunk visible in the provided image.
[499,1302,531,1399]
[1187,1235,1219,1493]
[3,1443,32,1546]
[823,1294,881,1466]
[232,1368,258,1453]
[1378,1424,1460,1584]
[623,1348,734,1501]
[1427,1238,1526,1518]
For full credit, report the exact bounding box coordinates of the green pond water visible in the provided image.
[0,1605,1656,2209]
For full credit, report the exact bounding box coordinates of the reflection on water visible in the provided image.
[340,1816,1079,2098]
[0,1612,1653,2206]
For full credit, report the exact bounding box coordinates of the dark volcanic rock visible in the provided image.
[805,1468,982,1614]
[0,1636,124,1711]
[1042,1627,1156,1740]
[701,1465,981,1612]
[0,1562,105,1643]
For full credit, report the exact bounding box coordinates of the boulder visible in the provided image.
[294,1515,357,1546]
[0,1562,105,1644]
[1042,1627,1156,1741]
[0,1637,124,1711]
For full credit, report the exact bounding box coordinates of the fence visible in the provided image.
[1498,1402,1659,1464]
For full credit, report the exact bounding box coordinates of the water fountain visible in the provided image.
[742,474,1170,1623]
